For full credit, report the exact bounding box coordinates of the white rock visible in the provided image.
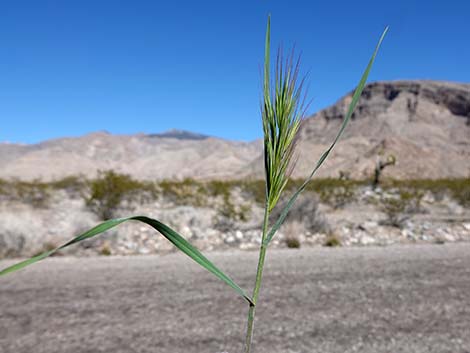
[138,247,151,255]
[444,233,455,242]
[360,235,375,245]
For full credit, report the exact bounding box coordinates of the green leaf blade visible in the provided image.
[0,216,254,305]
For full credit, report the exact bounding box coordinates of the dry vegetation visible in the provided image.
[0,173,468,222]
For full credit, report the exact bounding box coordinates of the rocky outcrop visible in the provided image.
[294,80,470,179]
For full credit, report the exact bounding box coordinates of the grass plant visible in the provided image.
[0,15,387,352]
[243,17,387,351]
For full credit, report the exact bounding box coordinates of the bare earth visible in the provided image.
[1,244,470,353]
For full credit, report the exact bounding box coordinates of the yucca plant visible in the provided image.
[0,15,387,353]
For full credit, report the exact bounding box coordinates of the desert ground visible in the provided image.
[1,244,469,353]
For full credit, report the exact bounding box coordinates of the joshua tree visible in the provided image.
[373,154,396,188]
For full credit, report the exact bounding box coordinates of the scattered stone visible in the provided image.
[0,183,469,257]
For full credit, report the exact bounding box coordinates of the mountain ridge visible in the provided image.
[1,80,469,181]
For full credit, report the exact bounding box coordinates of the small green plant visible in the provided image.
[0,179,51,208]
[0,16,387,353]
[385,178,470,208]
[100,244,112,256]
[159,177,206,206]
[50,175,86,198]
[434,237,446,245]
[324,234,341,247]
[316,180,357,208]
[86,170,155,220]
[285,236,301,249]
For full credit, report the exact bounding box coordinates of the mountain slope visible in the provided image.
[1,80,468,181]
[0,131,261,181]
[292,80,470,179]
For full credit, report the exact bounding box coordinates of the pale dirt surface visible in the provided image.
[1,244,470,353]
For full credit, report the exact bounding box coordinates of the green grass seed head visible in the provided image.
[262,16,306,212]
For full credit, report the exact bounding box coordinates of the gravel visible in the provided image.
[1,244,470,353]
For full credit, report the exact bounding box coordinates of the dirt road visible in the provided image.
[1,244,469,353]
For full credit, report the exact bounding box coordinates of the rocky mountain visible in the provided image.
[294,80,470,179]
[1,80,469,181]
[0,130,261,181]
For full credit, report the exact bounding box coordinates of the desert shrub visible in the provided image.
[206,180,233,197]
[209,181,251,221]
[318,184,356,208]
[100,244,112,256]
[159,178,207,206]
[285,236,301,248]
[86,170,154,220]
[241,178,364,209]
[281,221,303,248]
[324,234,341,247]
[7,179,51,208]
[0,230,26,258]
[310,179,360,208]
[379,190,424,228]
[384,178,470,208]
[240,179,266,205]
[281,178,364,209]
[50,176,87,198]
[207,181,252,231]
[0,179,6,194]
[272,193,330,234]
[447,179,470,207]
[434,237,446,245]
[220,202,251,222]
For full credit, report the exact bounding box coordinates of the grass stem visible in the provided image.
[244,204,270,353]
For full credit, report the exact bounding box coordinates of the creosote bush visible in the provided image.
[384,178,470,208]
[0,179,51,208]
[0,176,467,213]
[50,175,87,198]
[0,16,388,353]
[378,190,424,228]
[86,170,156,220]
[159,177,206,206]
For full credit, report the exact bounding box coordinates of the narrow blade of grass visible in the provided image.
[0,215,254,305]
[264,26,389,245]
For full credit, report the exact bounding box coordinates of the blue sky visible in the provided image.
[1,0,469,144]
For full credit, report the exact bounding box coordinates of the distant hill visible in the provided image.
[1,80,469,181]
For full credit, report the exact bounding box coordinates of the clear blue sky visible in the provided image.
[1,0,469,144]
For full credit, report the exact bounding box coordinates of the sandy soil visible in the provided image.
[1,244,469,353]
